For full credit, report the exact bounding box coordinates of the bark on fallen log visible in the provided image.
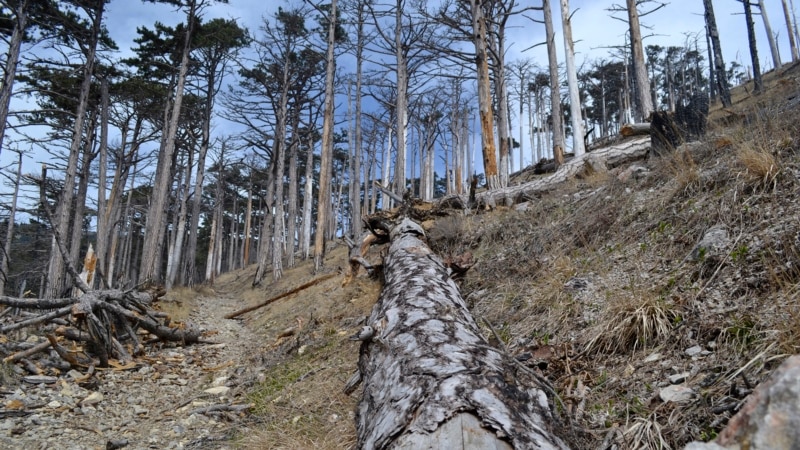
[352,217,569,449]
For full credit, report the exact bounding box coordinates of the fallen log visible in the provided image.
[620,122,651,136]
[476,136,651,207]
[351,217,570,449]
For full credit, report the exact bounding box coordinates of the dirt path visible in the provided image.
[0,291,261,450]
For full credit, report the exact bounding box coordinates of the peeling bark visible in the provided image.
[353,218,569,449]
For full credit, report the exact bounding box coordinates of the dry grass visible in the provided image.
[218,244,377,449]
[237,339,358,450]
[738,146,780,187]
[584,294,676,355]
[159,285,215,321]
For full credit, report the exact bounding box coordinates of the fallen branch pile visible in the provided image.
[0,288,201,371]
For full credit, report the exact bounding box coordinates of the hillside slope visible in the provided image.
[227,63,800,449]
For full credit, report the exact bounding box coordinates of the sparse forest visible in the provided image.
[1,0,800,449]
[0,0,795,293]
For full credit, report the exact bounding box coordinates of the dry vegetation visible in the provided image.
[218,63,800,449]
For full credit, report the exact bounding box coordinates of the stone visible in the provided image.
[690,225,730,261]
[643,353,661,363]
[203,386,230,396]
[659,385,696,403]
[669,372,690,384]
[212,376,229,387]
[685,345,703,356]
[685,355,800,449]
[81,391,103,406]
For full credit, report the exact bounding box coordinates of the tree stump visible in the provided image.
[352,218,570,449]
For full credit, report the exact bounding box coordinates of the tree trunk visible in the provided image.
[0,152,22,295]
[95,79,109,289]
[139,0,196,285]
[314,0,337,271]
[626,0,654,121]
[166,151,192,290]
[704,0,732,106]
[560,0,585,157]
[352,217,570,450]
[743,0,764,94]
[44,0,104,299]
[287,128,299,269]
[470,0,499,190]
[758,0,782,69]
[353,39,364,237]
[393,0,409,197]
[301,108,315,260]
[543,0,565,165]
[490,14,511,188]
[706,25,717,103]
[783,0,800,61]
[68,111,99,285]
[0,0,28,159]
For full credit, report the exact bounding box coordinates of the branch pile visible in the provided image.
[1,288,201,372]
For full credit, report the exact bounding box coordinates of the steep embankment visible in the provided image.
[233,63,800,449]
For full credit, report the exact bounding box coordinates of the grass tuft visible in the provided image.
[584,296,676,355]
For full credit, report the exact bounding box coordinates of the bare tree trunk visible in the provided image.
[544,0,565,164]
[382,123,393,208]
[490,16,511,187]
[242,186,253,266]
[626,0,654,121]
[273,121,288,281]
[301,110,315,260]
[314,0,337,271]
[470,0,499,189]
[704,0,732,106]
[287,132,299,269]
[166,151,192,290]
[758,0,782,69]
[353,32,364,237]
[561,0,585,157]
[95,79,109,289]
[228,196,237,272]
[782,0,800,60]
[140,0,196,285]
[204,208,217,284]
[0,151,22,295]
[393,0,409,197]
[742,0,764,94]
[68,111,99,285]
[353,217,570,450]
[254,151,276,285]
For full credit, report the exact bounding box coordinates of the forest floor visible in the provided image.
[2,63,800,449]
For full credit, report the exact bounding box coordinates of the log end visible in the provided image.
[392,413,513,450]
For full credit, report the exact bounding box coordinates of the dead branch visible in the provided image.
[224,273,338,319]
[0,306,73,333]
[3,340,52,363]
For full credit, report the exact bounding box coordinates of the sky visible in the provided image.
[1,0,798,197]
[102,0,797,75]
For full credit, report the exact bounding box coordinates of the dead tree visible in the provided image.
[349,217,570,449]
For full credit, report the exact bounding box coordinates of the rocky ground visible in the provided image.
[0,293,260,450]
